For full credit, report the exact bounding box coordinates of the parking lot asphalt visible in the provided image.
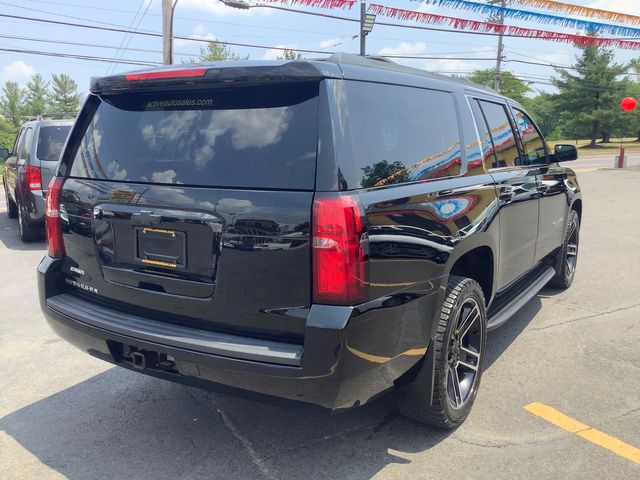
[1,169,639,480]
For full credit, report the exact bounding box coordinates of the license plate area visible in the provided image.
[135,227,186,269]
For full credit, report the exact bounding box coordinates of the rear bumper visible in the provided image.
[23,190,46,225]
[38,256,443,410]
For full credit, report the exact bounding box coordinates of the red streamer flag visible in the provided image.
[259,0,355,8]
[369,4,640,51]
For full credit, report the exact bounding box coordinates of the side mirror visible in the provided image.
[0,148,8,160]
[553,144,578,162]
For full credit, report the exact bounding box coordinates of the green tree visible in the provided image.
[50,74,80,113]
[468,69,532,105]
[187,42,248,63]
[0,115,17,151]
[361,160,410,188]
[522,91,561,138]
[24,73,50,116]
[276,49,302,60]
[0,81,25,127]
[552,40,628,146]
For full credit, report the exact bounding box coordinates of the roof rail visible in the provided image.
[24,112,78,122]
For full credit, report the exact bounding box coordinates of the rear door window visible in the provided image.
[68,83,319,190]
[477,100,521,168]
[37,125,71,162]
[343,82,462,188]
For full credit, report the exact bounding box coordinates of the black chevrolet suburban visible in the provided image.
[38,54,581,428]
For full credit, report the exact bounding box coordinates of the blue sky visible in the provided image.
[0,0,638,96]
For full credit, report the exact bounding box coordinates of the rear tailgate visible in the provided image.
[56,82,319,341]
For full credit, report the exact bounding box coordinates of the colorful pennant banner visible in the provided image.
[509,0,640,26]
[368,4,640,51]
[258,0,355,8]
[411,0,640,38]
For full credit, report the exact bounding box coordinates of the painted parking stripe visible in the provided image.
[525,402,640,464]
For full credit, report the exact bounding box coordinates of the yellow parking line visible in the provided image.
[525,402,640,464]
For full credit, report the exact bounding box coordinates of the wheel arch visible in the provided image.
[445,235,497,307]
[571,198,582,223]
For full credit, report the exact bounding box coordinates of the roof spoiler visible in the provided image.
[90,62,341,94]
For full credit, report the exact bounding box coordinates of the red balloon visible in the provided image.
[621,97,637,111]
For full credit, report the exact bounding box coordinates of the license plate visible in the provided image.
[135,227,186,268]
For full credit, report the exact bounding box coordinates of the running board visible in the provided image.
[487,266,556,331]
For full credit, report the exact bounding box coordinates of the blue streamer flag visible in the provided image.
[412,0,640,38]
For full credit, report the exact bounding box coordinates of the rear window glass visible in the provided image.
[68,84,319,190]
[341,81,462,189]
[37,125,71,161]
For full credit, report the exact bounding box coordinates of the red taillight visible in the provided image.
[312,195,366,305]
[26,165,42,191]
[46,177,65,258]
[125,68,207,81]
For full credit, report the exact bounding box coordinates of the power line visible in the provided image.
[106,0,147,75]
[0,47,158,66]
[108,0,153,74]
[0,33,196,57]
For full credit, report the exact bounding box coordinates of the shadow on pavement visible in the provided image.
[0,214,46,252]
[484,296,542,370]
[1,302,545,480]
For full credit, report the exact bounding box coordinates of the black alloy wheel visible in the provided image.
[446,298,483,410]
[549,209,580,289]
[396,276,487,429]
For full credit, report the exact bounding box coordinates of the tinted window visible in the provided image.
[12,128,24,155]
[344,82,462,188]
[19,127,34,161]
[37,125,71,161]
[478,100,521,168]
[513,109,547,165]
[68,84,319,190]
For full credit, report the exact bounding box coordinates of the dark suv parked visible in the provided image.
[38,55,581,428]
[3,116,73,241]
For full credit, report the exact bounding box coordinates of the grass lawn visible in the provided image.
[548,138,640,154]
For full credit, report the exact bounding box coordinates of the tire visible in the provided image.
[17,199,40,242]
[548,210,580,289]
[4,180,18,219]
[396,276,487,429]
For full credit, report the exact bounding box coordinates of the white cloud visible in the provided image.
[174,24,217,47]
[587,1,640,15]
[378,42,428,56]
[422,58,481,75]
[0,61,35,85]
[319,37,342,49]
[527,51,573,66]
[261,45,296,60]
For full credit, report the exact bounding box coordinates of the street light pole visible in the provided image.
[162,0,177,65]
[491,0,506,92]
[360,1,367,56]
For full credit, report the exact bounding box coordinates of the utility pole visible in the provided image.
[360,1,367,56]
[162,0,177,65]
[492,0,506,92]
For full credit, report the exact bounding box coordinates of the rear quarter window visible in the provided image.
[340,81,463,189]
[67,83,319,190]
